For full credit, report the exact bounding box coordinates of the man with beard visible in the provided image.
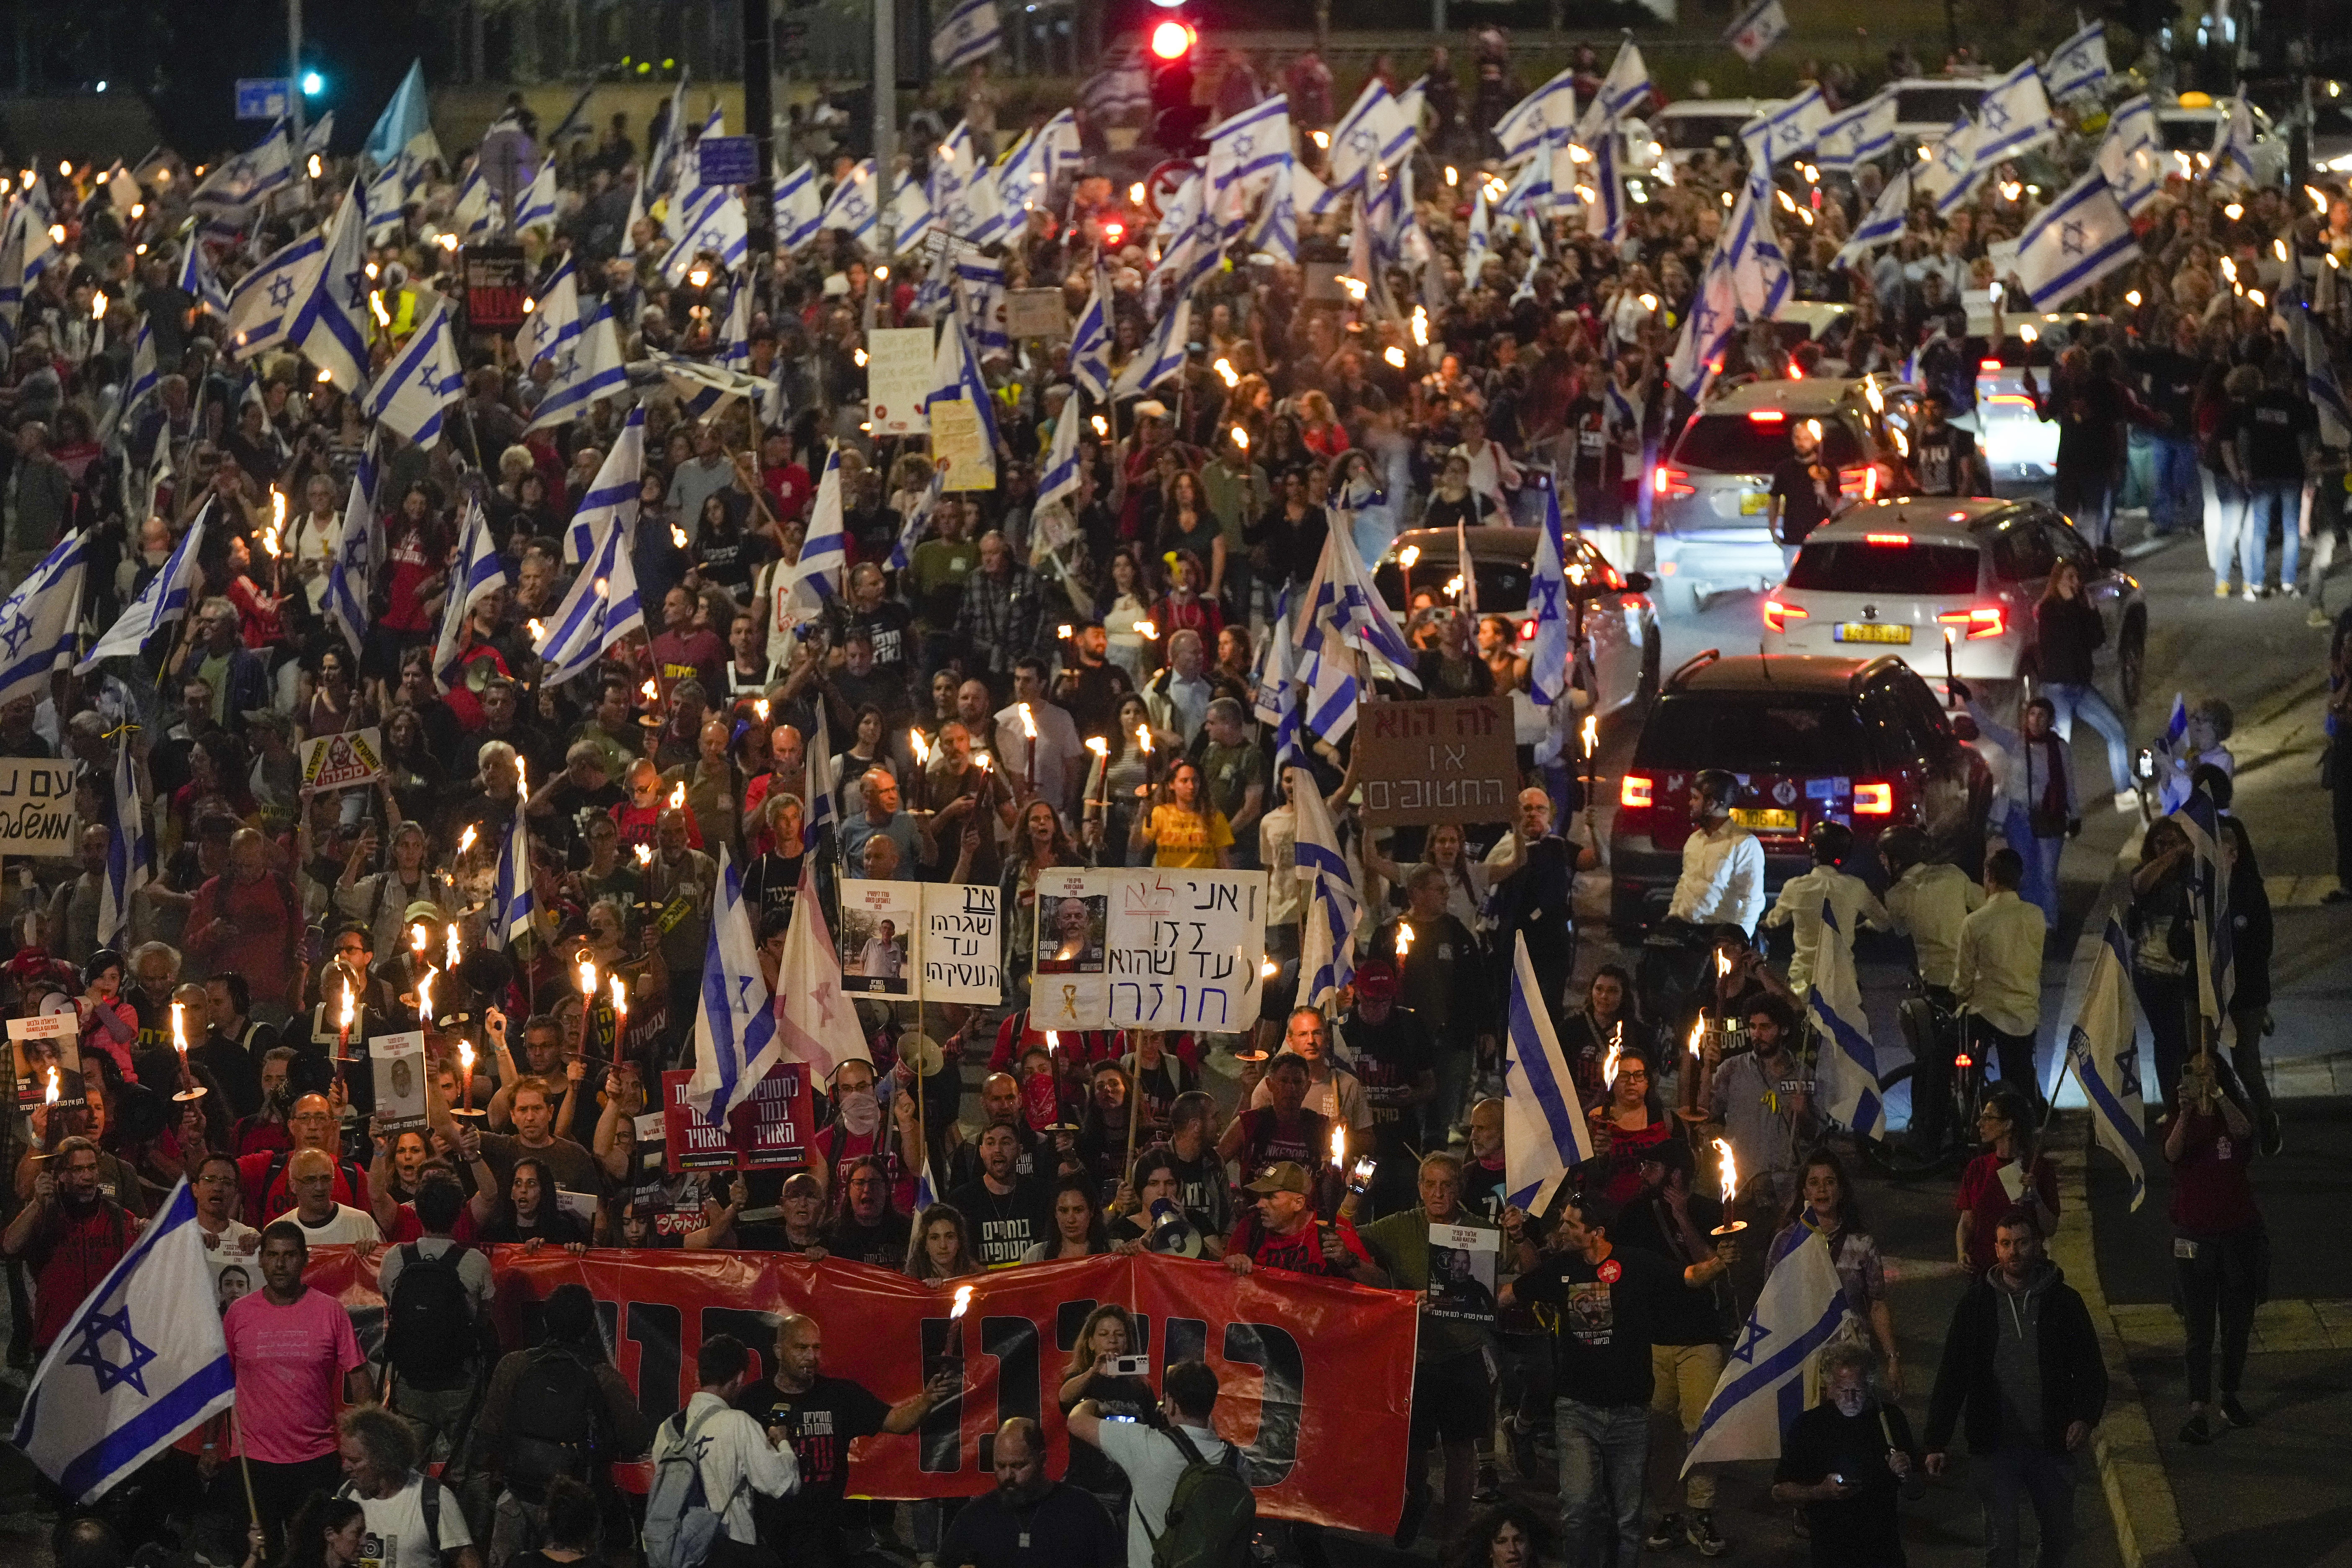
[946,1123,1055,1269]
[2,1135,142,1355]
[823,1156,913,1267]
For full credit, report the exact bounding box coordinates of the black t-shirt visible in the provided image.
[2135,346,2200,431]
[1561,394,1622,492]
[1513,1243,1687,1406]
[1769,454,1839,546]
[825,1210,913,1269]
[1774,1400,1917,1568]
[1608,1190,1733,1346]
[947,1177,1055,1269]
[828,601,919,679]
[1345,1010,1436,1160]
[734,1374,894,1530]
[2231,391,2316,482]
[1163,1148,1234,1239]
[1059,1372,1154,1495]
[939,1481,1122,1568]
[1908,426,1977,497]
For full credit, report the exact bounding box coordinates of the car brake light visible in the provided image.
[1863,532,1910,545]
[1787,362,1805,379]
[1838,465,1879,500]
[1954,1052,1975,1069]
[1652,465,1696,498]
[1986,393,2035,405]
[1621,774,1654,810]
[1937,606,2007,639]
[1763,599,1809,633]
[1747,409,1787,423]
[1979,358,2002,371]
[1853,781,1894,815]
[1517,618,1537,642]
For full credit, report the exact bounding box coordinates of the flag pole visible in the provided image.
[231,1401,266,1562]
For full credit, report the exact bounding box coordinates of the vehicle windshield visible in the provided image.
[1374,556,1535,614]
[1895,85,1987,126]
[1633,694,1872,774]
[1672,414,1865,474]
[2156,114,2221,152]
[1656,113,1755,151]
[1786,540,1982,596]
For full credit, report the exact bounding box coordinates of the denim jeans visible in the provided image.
[2203,469,2245,588]
[2241,480,2303,593]
[1556,1395,1651,1565]
[2148,436,2202,534]
[2042,683,2133,794]
[1976,1445,2079,1568]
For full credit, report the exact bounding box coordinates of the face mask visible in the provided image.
[837,1089,881,1137]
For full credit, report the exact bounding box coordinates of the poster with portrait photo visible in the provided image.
[1032,871,1109,975]
[9,1009,79,1111]
[370,1030,428,1135]
[838,879,916,996]
[209,1245,260,1317]
[1425,1222,1500,1324]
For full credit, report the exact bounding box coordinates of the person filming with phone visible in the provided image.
[1771,1342,1921,1566]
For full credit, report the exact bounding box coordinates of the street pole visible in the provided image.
[869,0,897,331]
[288,0,305,152]
[744,0,777,328]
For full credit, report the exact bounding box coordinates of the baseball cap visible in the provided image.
[1132,399,1168,421]
[1354,958,1398,1000]
[1243,1161,1312,1196]
[403,900,445,926]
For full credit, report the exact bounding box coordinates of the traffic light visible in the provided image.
[1147,15,1208,155]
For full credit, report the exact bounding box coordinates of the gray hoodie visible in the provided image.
[1991,1259,2057,1447]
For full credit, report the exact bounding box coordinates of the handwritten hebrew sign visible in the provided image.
[1026,870,1266,1033]
[0,758,78,856]
[1354,698,1519,826]
[920,883,1002,1003]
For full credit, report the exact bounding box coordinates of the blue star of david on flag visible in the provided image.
[64,1305,158,1396]
[1981,98,2010,132]
[266,273,297,309]
[1731,1315,1772,1364]
[2061,219,2087,256]
[0,610,34,658]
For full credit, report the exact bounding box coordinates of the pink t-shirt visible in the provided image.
[222,1287,365,1463]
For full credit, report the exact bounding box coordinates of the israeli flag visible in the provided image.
[222,225,325,358]
[929,306,1003,482]
[1813,90,1898,171]
[565,403,645,566]
[1584,129,1626,244]
[887,466,944,573]
[953,250,1009,356]
[931,0,1002,72]
[1683,1231,1852,1470]
[1295,508,1421,686]
[1968,59,2061,168]
[122,317,159,415]
[175,239,230,319]
[1834,167,1912,266]
[323,438,380,658]
[1503,931,1595,1215]
[1574,41,1653,148]
[1723,0,1789,63]
[1667,245,1738,402]
[646,77,692,194]
[2212,98,2258,189]
[803,701,837,853]
[516,254,583,371]
[79,504,206,673]
[817,161,879,245]
[2012,170,2139,310]
[1248,157,1318,265]
[660,186,750,286]
[1070,264,1113,401]
[1498,137,1554,219]
[1918,116,1984,217]
[526,303,628,431]
[2151,692,2190,814]
[1036,396,1083,509]
[451,164,497,237]
[1494,66,1578,164]
[1250,585,1300,761]
[485,779,536,952]
[1723,171,1792,320]
[1297,596,1361,743]
[0,531,87,710]
[1806,901,1886,1139]
[2172,784,2236,1056]
[98,721,148,955]
[1208,94,1292,202]
[779,446,850,629]
[1525,485,1574,708]
[0,209,49,331]
[2045,19,2110,101]
[913,1151,940,1213]
[716,280,753,372]
[534,500,647,688]
[2277,293,2352,449]
[12,1180,234,1502]
[2098,97,2163,217]
[2066,914,2145,1210]
[289,185,373,394]
[777,161,824,250]
[1110,297,1191,399]
[361,296,463,446]
[363,157,408,242]
[1741,85,1829,168]
[431,498,510,692]
[1296,777,1362,1010]
[513,156,559,232]
[1329,80,1415,193]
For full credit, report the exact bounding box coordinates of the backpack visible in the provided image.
[1143,1428,1256,1568]
[642,1403,745,1568]
[502,1346,610,1503]
[383,1244,477,1390]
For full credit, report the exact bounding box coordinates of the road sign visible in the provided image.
[697,135,761,186]
[463,245,530,333]
[235,78,291,121]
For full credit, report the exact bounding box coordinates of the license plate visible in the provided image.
[1836,622,1912,644]
[1740,493,1769,515]
[1730,807,1799,831]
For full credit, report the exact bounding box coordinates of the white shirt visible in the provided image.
[1764,866,1888,998]
[651,1389,800,1543]
[1095,1418,1235,1568]
[1953,888,2045,1039]
[1883,862,1985,992]
[293,1204,383,1248]
[343,1472,474,1568]
[995,699,1087,808]
[858,936,904,978]
[1667,818,1766,931]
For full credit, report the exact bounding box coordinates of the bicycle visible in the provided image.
[1855,984,1988,1180]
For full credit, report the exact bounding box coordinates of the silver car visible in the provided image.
[1649,377,1915,615]
[1953,311,2108,487]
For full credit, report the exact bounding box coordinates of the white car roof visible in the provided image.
[1803,497,2016,551]
[1653,98,1783,121]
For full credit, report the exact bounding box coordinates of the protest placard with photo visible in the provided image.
[839,879,917,996]
[1425,1221,1501,1324]
[369,1030,428,1135]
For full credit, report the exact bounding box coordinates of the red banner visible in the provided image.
[305,1248,1418,1534]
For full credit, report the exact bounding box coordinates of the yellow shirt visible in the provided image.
[1146,804,1233,869]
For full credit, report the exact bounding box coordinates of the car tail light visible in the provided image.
[1937,606,2007,640]
[1621,774,1654,810]
[1853,780,1895,815]
[1863,533,1911,545]
[1838,465,1879,500]
[1763,599,1809,633]
[1985,393,2035,406]
[1979,358,2002,371]
[1652,465,1696,498]
[1746,409,1787,424]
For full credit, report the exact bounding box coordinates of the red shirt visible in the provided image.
[1228,1212,1372,1278]
[609,799,704,851]
[237,1148,373,1225]
[763,462,814,522]
[648,627,727,698]
[2164,1109,2259,1235]
[1954,1151,2059,1274]
[1596,1116,1673,1206]
[385,1203,484,1246]
[21,1199,139,1348]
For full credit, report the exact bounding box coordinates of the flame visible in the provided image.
[579,958,598,996]
[634,843,653,866]
[1019,703,1037,740]
[417,971,434,1025]
[1715,949,1732,978]
[1687,1016,1704,1058]
[1134,619,1159,640]
[446,924,461,969]
[1057,624,1074,640]
[44,1066,59,1105]
[1091,415,1108,436]
[671,524,688,549]
[910,730,931,766]
[1085,735,1108,758]
[339,983,356,1031]
[529,618,547,642]
[516,756,529,800]
[457,825,478,856]
[668,781,687,811]
[260,523,280,557]
[1581,714,1599,756]
[1383,346,1407,369]
[641,678,660,705]
[171,1001,186,1052]
[459,1039,475,1074]
[410,924,430,954]
[1214,357,1238,387]
[1713,1138,1738,1208]
[1602,1041,1622,1088]
[1329,1123,1346,1168]
[949,1283,974,1318]
[1231,426,1250,450]
[1261,959,1279,977]
[1397,545,1421,572]
[610,975,629,1016]
[1044,1030,1059,1055]
[1136,724,1153,755]
[1395,922,1414,959]
[753,698,770,722]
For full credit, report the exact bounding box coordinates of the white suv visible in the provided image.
[1757,496,2148,710]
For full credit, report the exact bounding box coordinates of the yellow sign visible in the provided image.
[931,397,996,492]
[299,727,385,792]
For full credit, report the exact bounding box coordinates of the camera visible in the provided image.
[1108,1353,1151,1378]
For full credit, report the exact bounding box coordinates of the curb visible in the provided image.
[2051,1126,2196,1568]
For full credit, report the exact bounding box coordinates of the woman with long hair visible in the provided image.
[1953,1086,2058,1275]
[1559,965,1651,1109]
[1075,1062,1139,1198]
[1152,549,1225,643]
[1001,798,1087,996]
[1444,1504,1554,1568]
[833,705,895,819]
[2035,559,2133,802]
[1772,1150,1903,1395]
[379,708,446,828]
[1055,1301,1155,1517]
[1129,759,1233,869]
[1588,1049,1671,1205]
[1158,472,1227,602]
[1098,547,1158,685]
[907,1202,983,1280]
[1298,390,1351,458]
[479,1155,591,1246]
[2162,1054,2265,1445]
[1021,1174,1111,1262]
[1079,694,1166,864]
